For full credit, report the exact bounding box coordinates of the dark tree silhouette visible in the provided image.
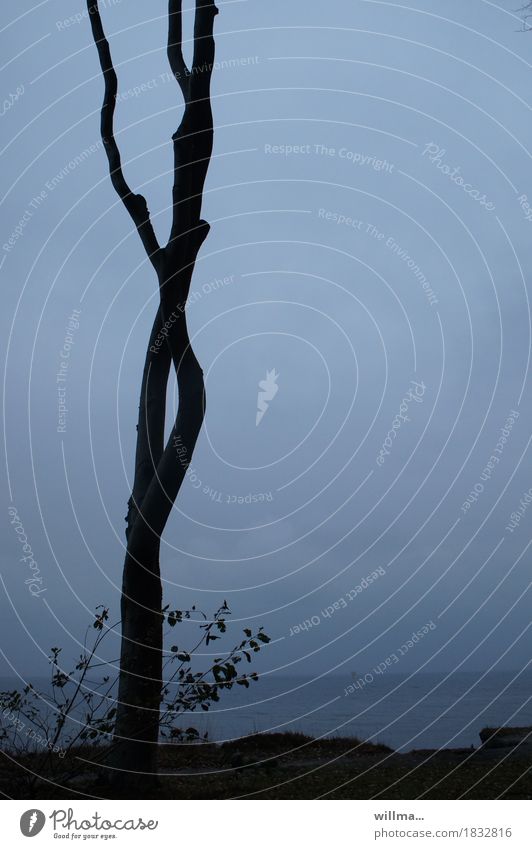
[87,0,218,786]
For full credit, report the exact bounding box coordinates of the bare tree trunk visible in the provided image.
[87,0,218,790]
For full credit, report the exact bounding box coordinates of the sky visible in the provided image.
[1,0,532,694]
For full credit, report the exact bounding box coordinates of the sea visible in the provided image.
[186,671,532,751]
[2,670,530,752]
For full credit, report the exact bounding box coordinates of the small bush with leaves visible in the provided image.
[0,606,117,792]
[160,600,270,741]
[0,601,270,786]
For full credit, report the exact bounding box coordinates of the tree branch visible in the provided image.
[167,0,218,250]
[87,1,161,267]
[192,0,218,102]
[125,307,172,540]
[168,0,190,101]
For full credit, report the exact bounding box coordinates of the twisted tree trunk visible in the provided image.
[87,0,218,787]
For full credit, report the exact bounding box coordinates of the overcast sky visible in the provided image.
[2,0,532,692]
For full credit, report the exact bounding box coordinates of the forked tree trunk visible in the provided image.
[87,0,217,789]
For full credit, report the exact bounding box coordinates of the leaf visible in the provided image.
[225,663,237,680]
[213,665,225,682]
[168,610,183,627]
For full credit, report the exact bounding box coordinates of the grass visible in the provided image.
[1,732,531,800]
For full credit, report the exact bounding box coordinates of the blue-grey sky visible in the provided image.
[2,0,532,689]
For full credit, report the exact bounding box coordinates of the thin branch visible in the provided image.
[192,0,218,101]
[168,0,190,101]
[519,2,532,29]
[87,1,161,266]
[167,0,218,250]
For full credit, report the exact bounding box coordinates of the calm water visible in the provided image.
[1,671,531,751]
[176,671,532,751]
